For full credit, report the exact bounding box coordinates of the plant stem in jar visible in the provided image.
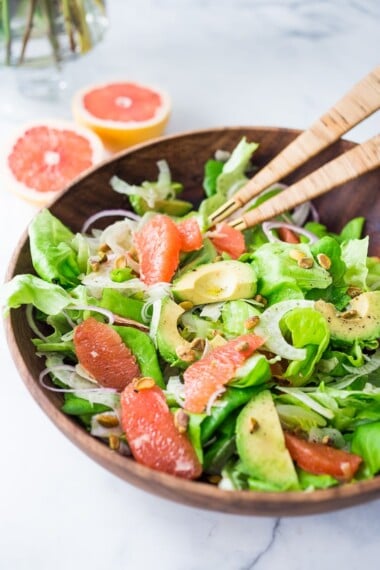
[18,0,38,65]
[1,0,12,65]
[68,0,92,54]
[41,0,61,64]
[62,0,76,52]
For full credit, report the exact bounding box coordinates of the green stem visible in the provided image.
[1,0,12,65]
[18,0,38,65]
[41,0,61,65]
[62,0,76,52]
[68,0,92,54]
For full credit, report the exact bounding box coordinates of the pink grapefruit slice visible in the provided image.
[2,120,104,205]
[184,334,265,413]
[72,81,171,152]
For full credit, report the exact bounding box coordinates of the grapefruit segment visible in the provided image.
[73,317,140,391]
[121,380,202,479]
[2,120,104,205]
[210,222,246,259]
[177,218,203,252]
[72,81,171,152]
[184,334,265,413]
[134,214,181,285]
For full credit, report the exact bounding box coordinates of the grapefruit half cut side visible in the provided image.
[1,120,104,205]
[72,81,171,152]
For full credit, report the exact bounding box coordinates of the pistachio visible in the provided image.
[297,256,314,269]
[179,300,194,311]
[175,346,196,362]
[254,294,267,306]
[317,253,332,270]
[207,475,222,485]
[236,341,250,352]
[174,409,190,434]
[244,315,260,330]
[109,435,120,450]
[134,377,156,391]
[97,250,108,263]
[90,258,100,272]
[97,414,120,428]
[347,286,362,298]
[289,249,306,262]
[340,309,359,320]
[114,255,127,269]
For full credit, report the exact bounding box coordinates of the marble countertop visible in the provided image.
[1,1,379,568]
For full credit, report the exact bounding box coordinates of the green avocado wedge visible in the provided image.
[172,260,257,305]
[315,291,380,344]
[236,390,299,490]
[156,297,194,368]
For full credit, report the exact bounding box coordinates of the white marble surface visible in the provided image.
[1,1,380,569]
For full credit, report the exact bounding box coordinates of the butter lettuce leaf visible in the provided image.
[352,421,380,475]
[216,137,259,195]
[341,237,369,289]
[2,274,72,315]
[251,242,332,298]
[282,307,330,385]
[29,209,82,287]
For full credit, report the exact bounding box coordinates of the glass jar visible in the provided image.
[0,0,108,99]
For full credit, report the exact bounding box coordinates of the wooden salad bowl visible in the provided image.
[5,127,380,516]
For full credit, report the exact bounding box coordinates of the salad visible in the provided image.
[3,137,380,492]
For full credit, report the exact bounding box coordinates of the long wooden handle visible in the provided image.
[230,134,380,231]
[209,65,380,224]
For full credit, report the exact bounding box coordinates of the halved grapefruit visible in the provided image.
[2,120,104,205]
[72,81,171,152]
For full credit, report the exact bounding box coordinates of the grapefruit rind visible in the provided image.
[72,81,171,152]
[1,119,105,206]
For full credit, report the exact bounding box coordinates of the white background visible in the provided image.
[1,1,379,568]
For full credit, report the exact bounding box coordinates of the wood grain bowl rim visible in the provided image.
[5,126,380,516]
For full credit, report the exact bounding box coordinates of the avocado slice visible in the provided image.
[173,260,257,305]
[236,390,298,490]
[156,297,194,367]
[315,291,380,343]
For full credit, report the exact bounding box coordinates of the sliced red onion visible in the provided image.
[81,209,141,234]
[39,365,117,393]
[262,221,319,244]
[292,202,311,226]
[67,304,115,323]
[309,202,320,222]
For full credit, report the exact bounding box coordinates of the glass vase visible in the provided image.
[0,0,108,100]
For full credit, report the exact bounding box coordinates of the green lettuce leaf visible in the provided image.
[216,137,259,195]
[2,274,72,315]
[29,209,83,287]
[221,300,261,338]
[351,421,380,475]
[367,257,380,291]
[203,159,224,197]
[251,242,332,298]
[341,237,369,289]
[282,307,330,385]
[298,469,338,490]
[338,217,365,242]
